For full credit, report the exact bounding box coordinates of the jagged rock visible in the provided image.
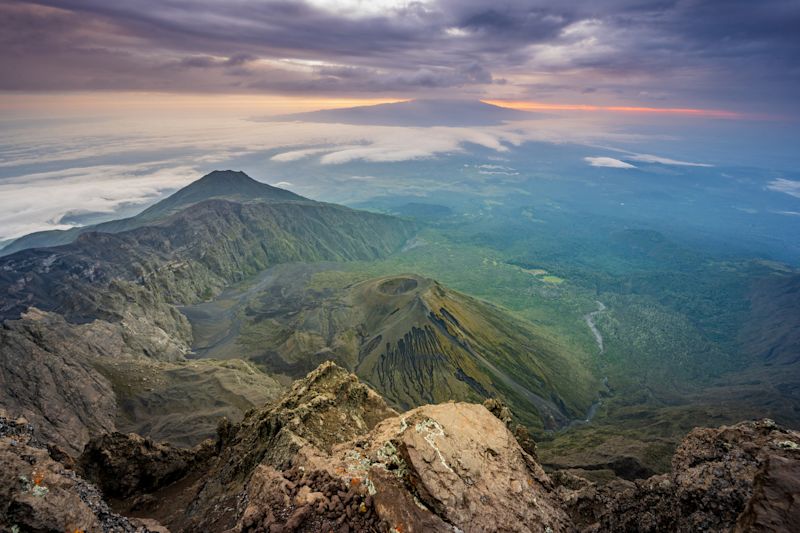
[667,418,788,530]
[237,464,386,532]
[557,418,800,532]
[0,310,118,456]
[483,397,513,425]
[213,361,397,475]
[550,470,636,530]
[735,453,800,531]
[306,402,573,532]
[484,397,539,460]
[149,364,570,531]
[78,432,215,498]
[66,364,800,533]
[0,414,166,533]
[173,361,397,531]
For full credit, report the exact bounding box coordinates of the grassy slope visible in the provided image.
[234,269,599,431]
[307,209,791,474]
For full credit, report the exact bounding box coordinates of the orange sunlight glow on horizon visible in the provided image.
[0,91,760,121]
[484,99,745,119]
[0,92,407,116]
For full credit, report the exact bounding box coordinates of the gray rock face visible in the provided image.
[0,309,118,456]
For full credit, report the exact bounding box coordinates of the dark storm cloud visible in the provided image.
[1,0,798,114]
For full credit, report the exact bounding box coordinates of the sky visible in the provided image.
[0,0,798,244]
[1,0,799,117]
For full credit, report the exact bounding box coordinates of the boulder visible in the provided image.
[309,402,573,532]
[0,414,166,533]
[555,418,800,532]
[78,431,215,498]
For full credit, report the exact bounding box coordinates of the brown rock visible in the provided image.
[575,418,800,532]
[369,466,452,532]
[327,402,572,532]
[186,361,397,531]
[0,414,164,532]
[484,397,539,460]
[735,454,800,531]
[236,464,384,532]
[78,431,214,498]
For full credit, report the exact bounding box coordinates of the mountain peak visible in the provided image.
[137,170,307,220]
[196,169,255,184]
[0,170,308,257]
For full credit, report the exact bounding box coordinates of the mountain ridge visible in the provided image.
[0,170,308,256]
[0,170,416,454]
[4,364,798,532]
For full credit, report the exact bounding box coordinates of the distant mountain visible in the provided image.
[0,170,307,256]
[261,98,540,127]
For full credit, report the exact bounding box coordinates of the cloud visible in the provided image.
[0,163,198,240]
[767,178,800,198]
[584,156,636,169]
[271,146,360,162]
[624,153,713,167]
[0,107,653,240]
[0,1,797,115]
[472,164,519,175]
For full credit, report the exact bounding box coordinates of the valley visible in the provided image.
[4,2,799,529]
[584,301,607,354]
[179,262,601,431]
[1,168,799,529]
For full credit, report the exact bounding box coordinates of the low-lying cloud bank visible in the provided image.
[0,110,734,243]
[0,164,198,239]
[584,156,636,169]
[768,178,800,199]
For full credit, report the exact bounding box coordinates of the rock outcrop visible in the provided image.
[7,363,800,533]
[0,413,166,533]
[229,399,570,532]
[311,402,571,532]
[0,309,119,457]
[555,418,800,532]
[78,432,216,499]
[182,361,399,530]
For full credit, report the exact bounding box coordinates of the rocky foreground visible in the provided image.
[2,362,799,532]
